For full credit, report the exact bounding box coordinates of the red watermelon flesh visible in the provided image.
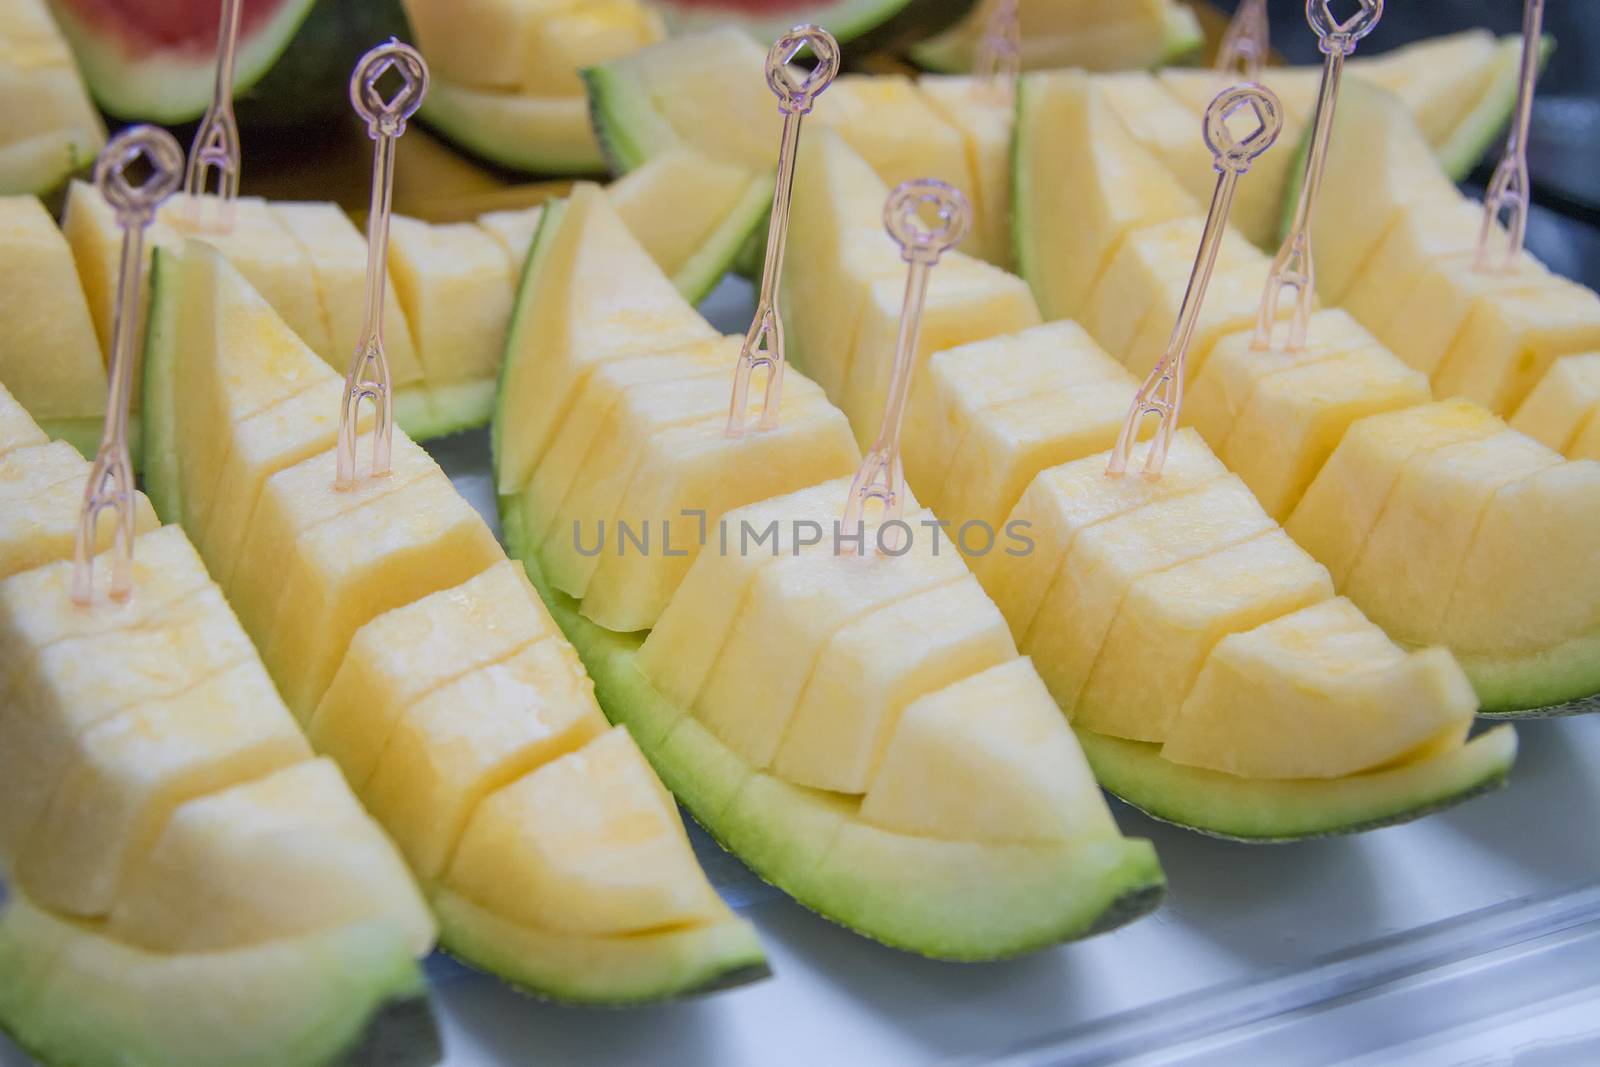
[54,0,290,55]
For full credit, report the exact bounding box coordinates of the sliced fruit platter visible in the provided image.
[1,0,1599,1063]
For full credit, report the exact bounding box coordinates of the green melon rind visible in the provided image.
[582,62,679,177]
[674,172,776,305]
[46,0,320,123]
[1464,628,1600,717]
[1077,725,1518,843]
[433,891,768,1006]
[139,247,185,522]
[654,0,977,58]
[396,379,496,442]
[1436,35,1555,180]
[0,894,437,1067]
[491,199,566,482]
[37,416,111,463]
[419,81,605,176]
[910,2,1203,74]
[502,500,1166,961]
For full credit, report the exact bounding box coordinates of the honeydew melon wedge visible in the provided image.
[0,0,105,195]
[141,238,766,1003]
[910,0,1201,74]
[1511,353,1600,460]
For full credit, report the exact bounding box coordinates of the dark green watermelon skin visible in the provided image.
[831,0,978,58]
[232,0,410,131]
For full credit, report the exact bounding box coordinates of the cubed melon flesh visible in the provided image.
[1442,461,1600,709]
[17,657,310,917]
[1095,71,1215,217]
[616,28,780,171]
[1511,353,1600,457]
[399,0,566,90]
[918,75,1016,266]
[1345,429,1561,647]
[1014,71,1199,320]
[388,215,516,388]
[1433,278,1600,417]
[62,180,174,388]
[1185,308,1384,452]
[1342,196,1497,342]
[0,195,106,424]
[107,758,434,955]
[269,201,425,390]
[772,575,1019,794]
[520,0,665,97]
[694,507,969,768]
[1219,345,1433,521]
[1162,598,1477,779]
[0,381,47,458]
[1378,246,1555,379]
[608,148,757,292]
[361,637,608,881]
[976,429,1227,642]
[444,726,728,936]
[843,254,1041,445]
[476,205,545,266]
[1286,399,1503,585]
[579,391,860,632]
[636,478,856,716]
[1075,529,1334,742]
[310,559,560,786]
[1571,413,1600,462]
[0,440,158,581]
[495,185,717,493]
[1025,475,1276,714]
[861,658,1117,843]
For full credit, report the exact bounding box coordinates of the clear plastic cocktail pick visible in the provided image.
[1214,0,1269,83]
[842,179,970,555]
[1476,0,1543,272]
[72,126,184,606]
[183,0,244,229]
[1108,85,1283,480]
[727,25,839,438]
[974,0,1021,90]
[336,38,428,491]
[1253,0,1383,352]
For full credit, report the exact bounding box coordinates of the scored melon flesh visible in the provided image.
[1014,70,1199,321]
[476,205,545,266]
[1026,475,1276,716]
[1511,353,1600,456]
[772,575,1018,794]
[17,656,309,918]
[635,478,855,716]
[1433,278,1600,417]
[860,657,1117,843]
[494,184,717,493]
[694,505,968,768]
[977,429,1227,643]
[1219,344,1432,521]
[1442,461,1600,710]
[0,440,158,581]
[1379,249,1553,380]
[1162,597,1477,779]
[1348,30,1500,151]
[444,725,728,936]
[0,0,104,194]
[1286,399,1503,587]
[0,381,47,458]
[309,558,563,789]
[361,637,608,881]
[1076,529,1334,743]
[105,757,434,956]
[388,214,516,392]
[400,0,575,91]
[0,195,106,429]
[918,76,1015,267]
[1345,429,1562,648]
[1341,195,1499,341]
[1094,72,1215,218]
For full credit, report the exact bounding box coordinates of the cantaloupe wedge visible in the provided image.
[141,238,766,1003]
[910,0,1202,74]
[1511,353,1600,459]
[0,0,105,197]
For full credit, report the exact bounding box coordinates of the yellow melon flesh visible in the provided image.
[1342,196,1492,342]
[1185,308,1383,452]
[976,430,1227,642]
[694,507,968,768]
[444,726,728,936]
[1345,429,1561,647]
[0,440,159,581]
[17,657,309,917]
[609,149,754,287]
[1095,71,1215,208]
[1015,71,1199,320]
[399,0,565,91]
[1076,530,1334,742]
[361,637,608,881]
[1376,250,1552,379]
[1286,399,1502,586]
[476,205,545,266]
[1350,30,1500,148]
[1162,598,1477,779]
[1220,345,1432,521]
[1511,353,1600,456]
[62,180,175,374]
[1433,279,1600,417]
[771,575,1018,794]
[107,758,434,954]
[310,558,560,786]
[0,381,47,458]
[0,195,105,425]
[1026,474,1276,715]
[623,28,780,170]
[1571,414,1600,461]
[520,0,664,97]
[861,658,1117,843]
[269,202,425,390]
[918,76,1015,266]
[842,252,1040,443]
[388,215,516,389]
[635,478,854,717]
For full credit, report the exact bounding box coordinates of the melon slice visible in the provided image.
[911,0,1201,74]
[476,205,545,265]
[651,0,974,54]
[0,195,106,452]
[0,381,48,458]
[0,438,158,582]
[1511,353,1600,458]
[1379,250,1555,381]
[1348,30,1502,155]
[0,0,105,195]
[140,238,768,1003]
[1013,70,1198,321]
[1432,277,1600,417]
[918,76,1015,267]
